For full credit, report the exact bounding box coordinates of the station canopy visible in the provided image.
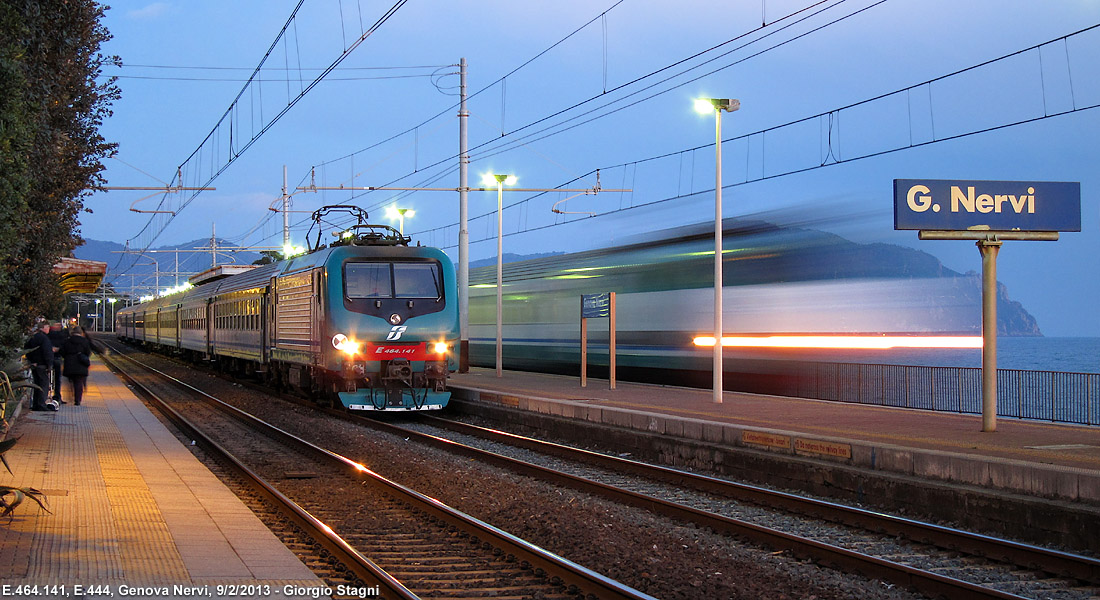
[52,257,107,294]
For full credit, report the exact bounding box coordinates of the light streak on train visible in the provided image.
[692,335,983,349]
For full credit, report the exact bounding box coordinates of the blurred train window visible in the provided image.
[394,263,441,298]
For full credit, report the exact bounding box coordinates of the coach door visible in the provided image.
[271,269,321,365]
[205,298,214,357]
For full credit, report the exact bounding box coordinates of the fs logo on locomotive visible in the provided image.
[386,325,408,341]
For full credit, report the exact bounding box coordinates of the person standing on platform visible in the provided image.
[60,326,91,406]
[47,322,69,404]
[23,321,57,411]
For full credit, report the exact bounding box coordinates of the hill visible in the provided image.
[72,239,262,296]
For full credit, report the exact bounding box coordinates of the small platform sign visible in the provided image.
[742,430,791,450]
[580,292,616,389]
[581,293,611,319]
[894,179,1080,232]
[794,438,852,460]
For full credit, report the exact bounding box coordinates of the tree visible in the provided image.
[0,1,118,349]
[252,250,284,265]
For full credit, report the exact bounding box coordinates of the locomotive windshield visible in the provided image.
[345,261,442,299]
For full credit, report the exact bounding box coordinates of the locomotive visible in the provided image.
[116,206,459,411]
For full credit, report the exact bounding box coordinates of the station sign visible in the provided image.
[894,179,1080,232]
[581,293,611,319]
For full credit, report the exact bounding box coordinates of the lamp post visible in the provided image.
[483,173,516,377]
[94,298,101,332]
[695,97,740,404]
[108,298,117,333]
[385,205,415,235]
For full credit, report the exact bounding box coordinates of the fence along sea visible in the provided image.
[729,338,1100,425]
[758,337,1100,374]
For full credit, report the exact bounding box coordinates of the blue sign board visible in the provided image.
[581,293,610,319]
[894,179,1080,232]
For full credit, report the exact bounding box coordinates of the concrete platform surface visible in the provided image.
[450,368,1100,503]
[0,359,332,600]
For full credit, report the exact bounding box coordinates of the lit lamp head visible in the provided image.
[385,205,414,219]
[693,97,741,114]
[282,242,306,258]
[481,173,517,186]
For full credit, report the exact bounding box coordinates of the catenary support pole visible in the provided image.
[458,58,470,372]
[283,165,290,248]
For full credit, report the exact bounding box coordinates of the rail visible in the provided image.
[768,362,1100,425]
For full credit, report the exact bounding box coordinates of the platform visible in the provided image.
[0,358,330,600]
[449,368,1100,504]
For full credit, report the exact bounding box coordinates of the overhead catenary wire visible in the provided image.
[105,62,453,71]
[268,0,863,264]
[467,0,877,165]
[307,0,856,205]
[113,0,882,279]
[122,0,411,262]
[121,4,1092,281]
[408,22,1100,249]
[247,0,871,254]
[308,0,631,172]
[111,73,442,82]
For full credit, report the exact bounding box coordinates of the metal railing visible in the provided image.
[772,362,1100,426]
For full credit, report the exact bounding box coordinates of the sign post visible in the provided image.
[580,293,616,390]
[894,179,1081,432]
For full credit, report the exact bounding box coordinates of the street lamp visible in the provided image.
[482,173,516,377]
[108,298,117,332]
[695,97,740,404]
[385,205,415,235]
[94,298,101,333]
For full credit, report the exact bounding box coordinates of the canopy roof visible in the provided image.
[52,257,107,294]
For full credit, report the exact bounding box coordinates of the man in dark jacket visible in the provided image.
[60,326,92,406]
[23,322,56,411]
[47,322,69,403]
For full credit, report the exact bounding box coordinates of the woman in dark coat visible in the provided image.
[60,326,92,405]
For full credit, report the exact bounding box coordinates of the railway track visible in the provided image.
[97,341,654,600]
[101,340,1100,599]
[391,416,1100,600]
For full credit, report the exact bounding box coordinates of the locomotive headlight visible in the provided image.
[332,333,361,356]
[433,341,450,354]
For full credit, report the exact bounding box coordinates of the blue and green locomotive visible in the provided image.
[116,207,458,411]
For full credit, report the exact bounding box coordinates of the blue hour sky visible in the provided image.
[86,0,1099,337]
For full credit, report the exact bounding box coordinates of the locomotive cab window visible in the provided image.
[345,261,442,299]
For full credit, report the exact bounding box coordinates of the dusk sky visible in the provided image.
[86,1,1098,338]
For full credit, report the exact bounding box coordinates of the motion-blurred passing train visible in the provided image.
[467,218,984,389]
[117,207,459,411]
